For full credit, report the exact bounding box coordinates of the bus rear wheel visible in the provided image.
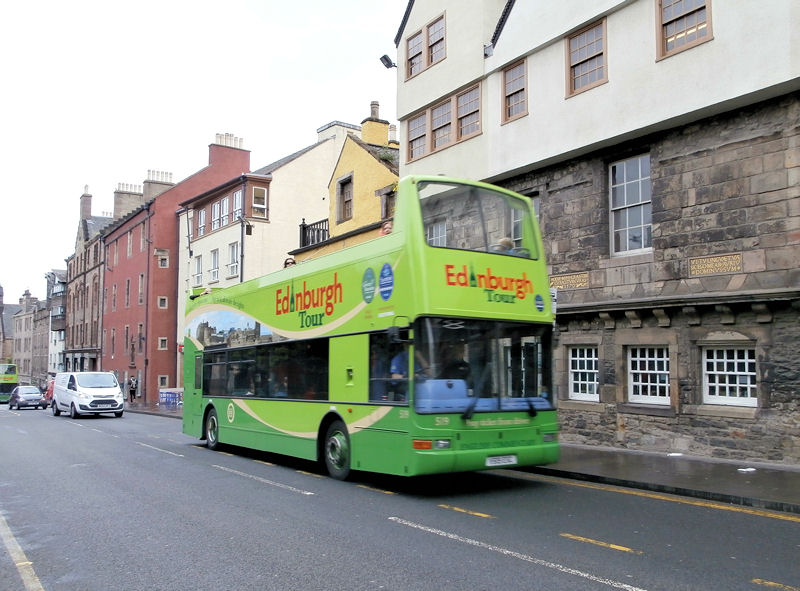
[206,408,220,450]
[323,420,351,480]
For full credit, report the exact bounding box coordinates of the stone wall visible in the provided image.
[500,92,800,465]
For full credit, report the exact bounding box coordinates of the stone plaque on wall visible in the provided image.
[550,272,589,289]
[688,253,743,276]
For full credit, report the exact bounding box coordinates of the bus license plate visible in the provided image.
[485,454,517,467]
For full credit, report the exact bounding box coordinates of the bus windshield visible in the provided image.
[412,317,553,416]
[418,180,537,259]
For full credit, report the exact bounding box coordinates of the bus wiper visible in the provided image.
[461,394,479,420]
[526,398,538,418]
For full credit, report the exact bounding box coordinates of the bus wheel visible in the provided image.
[323,420,351,480]
[52,401,60,416]
[206,408,220,451]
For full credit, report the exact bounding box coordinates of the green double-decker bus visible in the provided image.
[1,363,19,403]
[182,176,558,479]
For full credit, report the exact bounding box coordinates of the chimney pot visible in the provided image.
[370,101,379,119]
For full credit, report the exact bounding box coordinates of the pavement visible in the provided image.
[126,401,800,515]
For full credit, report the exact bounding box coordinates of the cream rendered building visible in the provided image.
[176,121,362,381]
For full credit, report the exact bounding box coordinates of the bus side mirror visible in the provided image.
[388,326,410,344]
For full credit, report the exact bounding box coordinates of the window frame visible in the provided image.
[406,84,481,163]
[609,153,653,256]
[337,175,354,223]
[702,347,757,407]
[502,60,528,123]
[656,0,713,60]
[197,209,206,236]
[209,248,219,283]
[252,187,267,219]
[227,242,240,278]
[138,273,144,305]
[221,197,229,227]
[233,190,243,220]
[211,201,221,230]
[158,337,168,351]
[193,255,203,287]
[405,14,446,80]
[566,19,608,97]
[568,346,600,402]
[627,346,671,405]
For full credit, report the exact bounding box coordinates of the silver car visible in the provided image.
[9,385,47,410]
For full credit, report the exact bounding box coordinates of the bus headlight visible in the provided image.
[434,440,451,449]
[542,433,558,442]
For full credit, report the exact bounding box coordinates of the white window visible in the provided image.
[193,255,203,287]
[628,347,670,405]
[221,197,229,226]
[611,154,652,254]
[227,242,240,277]
[209,249,219,282]
[253,187,267,218]
[702,348,757,407]
[569,347,599,401]
[158,256,169,268]
[158,375,169,388]
[158,337,168,350]
[426,221,446,247]
[197,210,206,236]
[157,296,168,309]
[211,201,221,230]
[233,190,243,220]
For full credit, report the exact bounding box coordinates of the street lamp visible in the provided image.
[380,54,396,69]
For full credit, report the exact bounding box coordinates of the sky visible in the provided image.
[0,0,406,303]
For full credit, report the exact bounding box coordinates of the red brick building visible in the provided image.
[101,135,250,403]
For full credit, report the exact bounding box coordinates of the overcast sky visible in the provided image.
[0,0,405,303]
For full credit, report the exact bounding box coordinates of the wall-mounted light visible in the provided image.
[380,54,396,69]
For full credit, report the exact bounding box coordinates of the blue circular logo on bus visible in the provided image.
[535,294,545,312]
[362,267,376,303]
[379,263,394,301]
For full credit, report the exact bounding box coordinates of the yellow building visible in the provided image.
[291,102,399,261]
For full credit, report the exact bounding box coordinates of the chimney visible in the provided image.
[389,124,399,146]
[208,132,251,172]
[360,101,391,147]
[80,185,92,221]
[113,183,144,219]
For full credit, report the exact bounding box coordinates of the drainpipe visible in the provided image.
[239,176,247,283]
[142,202,152,404]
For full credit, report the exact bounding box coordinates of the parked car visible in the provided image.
[9,385,47,410]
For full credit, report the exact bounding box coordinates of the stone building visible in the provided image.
[12,290,38,385]
[393,0,800,463]
[64,187,114,373]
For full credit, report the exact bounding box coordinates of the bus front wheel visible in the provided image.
[323,420,351,480]
[206,408,220,450]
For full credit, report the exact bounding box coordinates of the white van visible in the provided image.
[52,372,125,418]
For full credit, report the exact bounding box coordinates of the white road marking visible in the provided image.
[388,517,648,591]
[213,465,315,495]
